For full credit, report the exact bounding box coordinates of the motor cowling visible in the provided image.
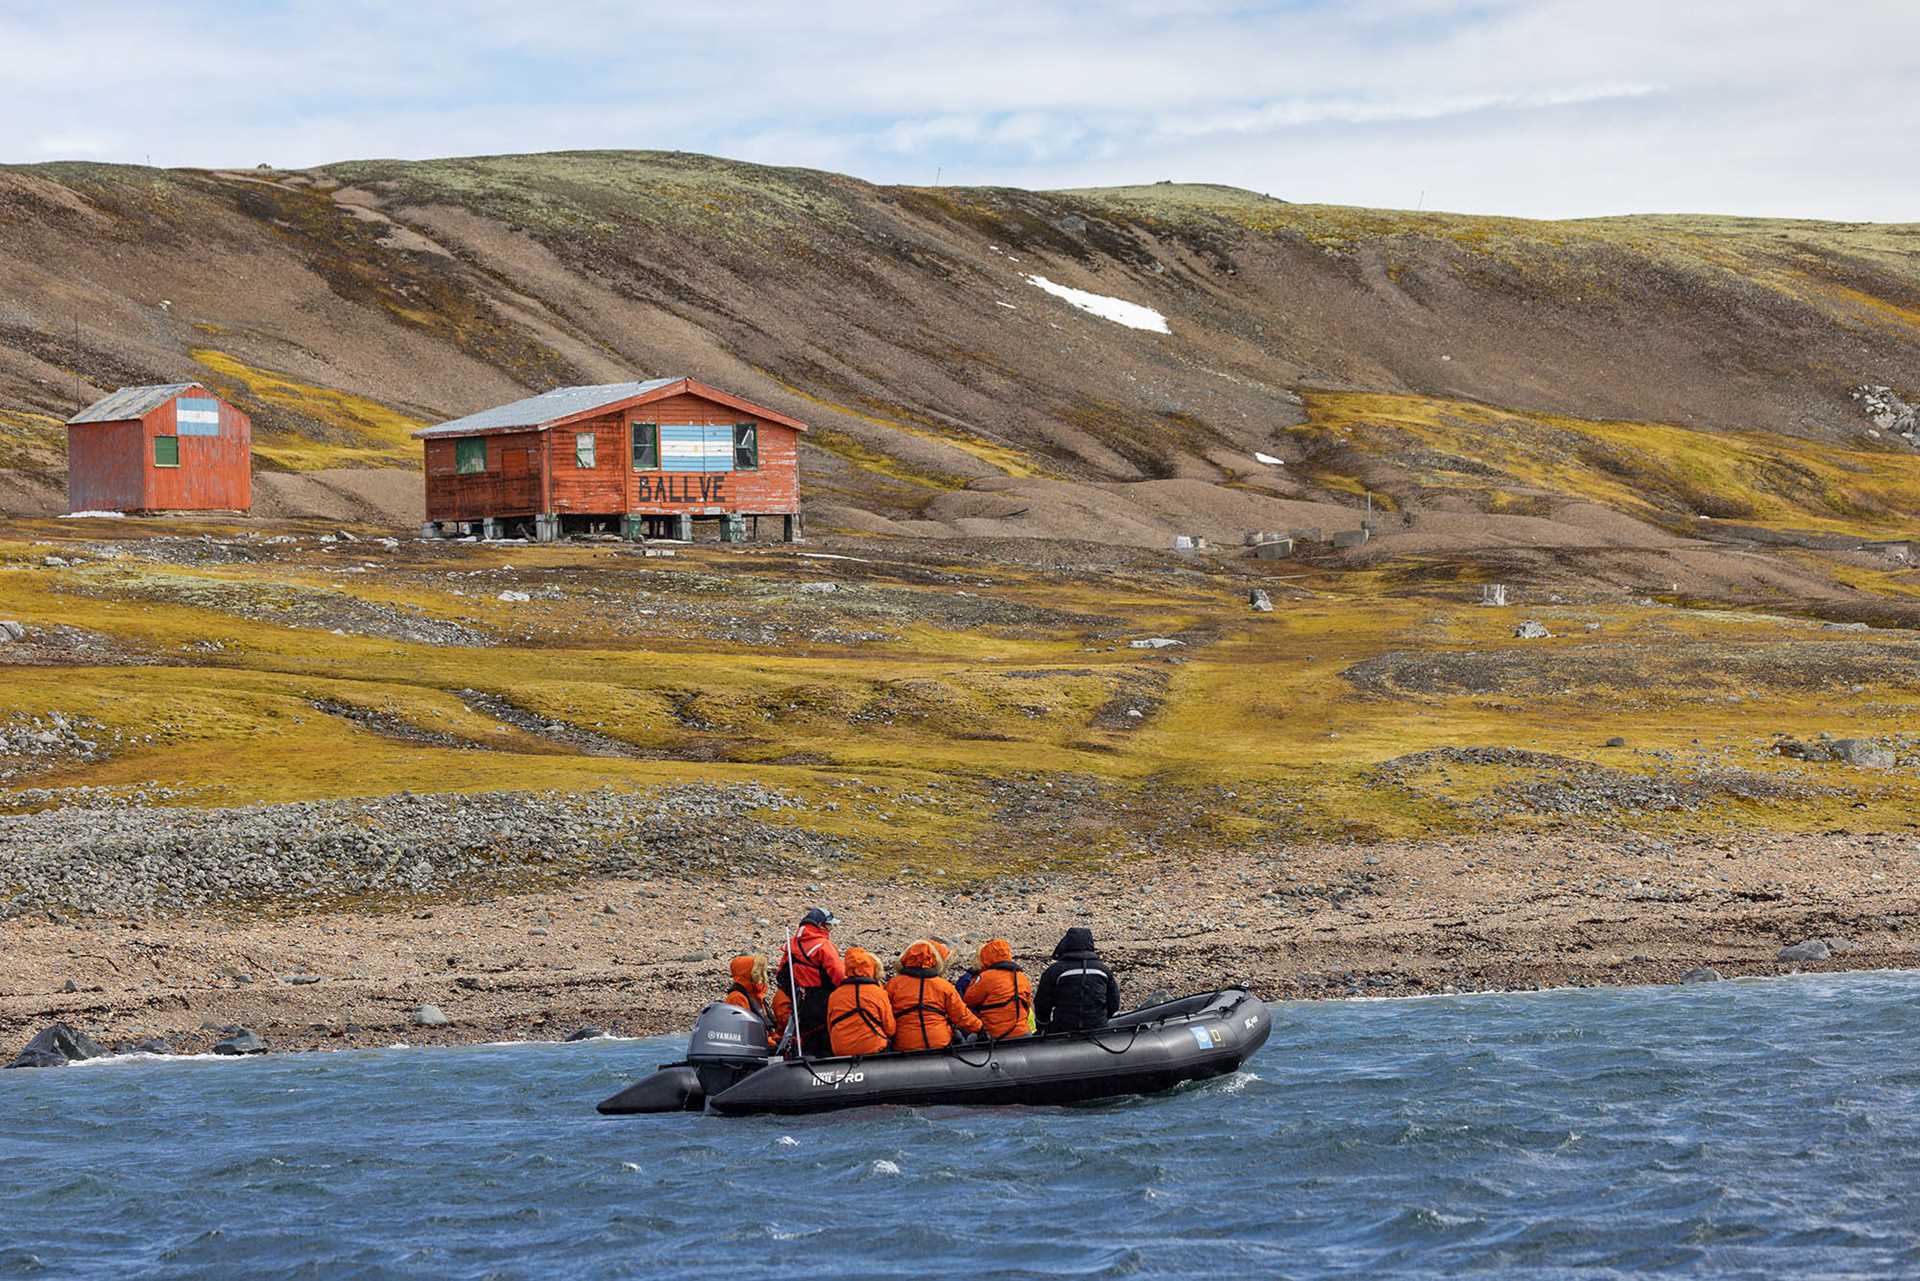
[688,1001,769,1066]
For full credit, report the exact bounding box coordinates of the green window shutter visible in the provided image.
[632,422,658,470]
[733,422,759,470]
[456,438,487,474]
[575,432,596,468]
[153,436,180,467]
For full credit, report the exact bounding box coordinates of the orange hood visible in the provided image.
[900,940,944,973]
[977,938,1014,968]
[729,955,764,990]
[843,947,881,980]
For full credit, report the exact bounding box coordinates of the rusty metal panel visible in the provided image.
[138,393,252,512]
[66,382,200,425]
[64,419,147,511]
[65,387,251,513]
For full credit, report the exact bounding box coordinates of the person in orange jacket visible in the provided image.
[723,955,771,1021]
[722,955,781,1049]
[826,947,895,1056]
[888,939,983,1051]
[770,984,793,1049]
[962,938,1034,1040]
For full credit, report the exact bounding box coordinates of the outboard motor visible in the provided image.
[597,1002,770,1116]
[688,1001,770,1099]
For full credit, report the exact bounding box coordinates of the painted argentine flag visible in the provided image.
[175,397,221,437]
[658,424,734,472]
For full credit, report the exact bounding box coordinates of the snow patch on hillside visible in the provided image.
[1024,275,1169,334]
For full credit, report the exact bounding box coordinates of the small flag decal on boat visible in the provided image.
[1190,1026,1216,1049]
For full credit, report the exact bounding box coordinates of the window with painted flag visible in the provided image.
[575,432,596,468]
[632,423,659,470]
[733,423,759,470]
[657,424,737,473]
[455,438,487,474]
[153,436,180,467]
[174,396,221,437]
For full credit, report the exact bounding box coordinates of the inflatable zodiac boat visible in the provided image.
[597,987,1270,1117]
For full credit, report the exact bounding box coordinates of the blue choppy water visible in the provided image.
[4,972,1920,1279]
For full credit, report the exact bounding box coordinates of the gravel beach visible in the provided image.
[4,826,1913,1057]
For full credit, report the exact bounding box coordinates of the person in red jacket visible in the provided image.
[962,938,1034,1040]
[826,947,895,1056]
[776,907,845,1056]
[888,939,983,1051]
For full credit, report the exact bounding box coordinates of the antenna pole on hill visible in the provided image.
[71,314,79,407]
[934,166,941,187]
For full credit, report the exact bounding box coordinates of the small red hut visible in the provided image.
[64,383,252,515]
[415,378,807,542]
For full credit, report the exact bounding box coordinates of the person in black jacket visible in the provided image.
[1034,926,1121,1032]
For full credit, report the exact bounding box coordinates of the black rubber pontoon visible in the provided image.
[597,987,1270,1117]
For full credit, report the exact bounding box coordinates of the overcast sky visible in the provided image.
[4,0,1914,220]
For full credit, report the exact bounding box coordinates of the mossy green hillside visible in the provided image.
[5,526,1918,875]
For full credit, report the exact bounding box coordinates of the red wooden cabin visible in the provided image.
[64,383,252,515]
[415,378,808,542]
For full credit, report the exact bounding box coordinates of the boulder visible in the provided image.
[1777,939,1831,963]
[1248,589,1273,613]
[1513,620,1552,639]
[1833,739,1895,769]
[212,1028,268,1056]
[1679,967,1723,984]
[5,1022,107,1069]
[566,1026,610,1042]
[410,1004,450,1027]
[118,1037,176,1056]
[0,621,25,643]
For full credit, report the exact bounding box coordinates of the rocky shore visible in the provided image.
[4,828,1914,1060]
[0,786,841,916]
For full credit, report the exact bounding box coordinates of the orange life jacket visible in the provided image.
[963,940,1033,1040]
[887,940,982,1051]
[827,976,896,1056]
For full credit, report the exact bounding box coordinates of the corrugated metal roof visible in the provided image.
[413,380,681,439]
[67,383,204,425]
